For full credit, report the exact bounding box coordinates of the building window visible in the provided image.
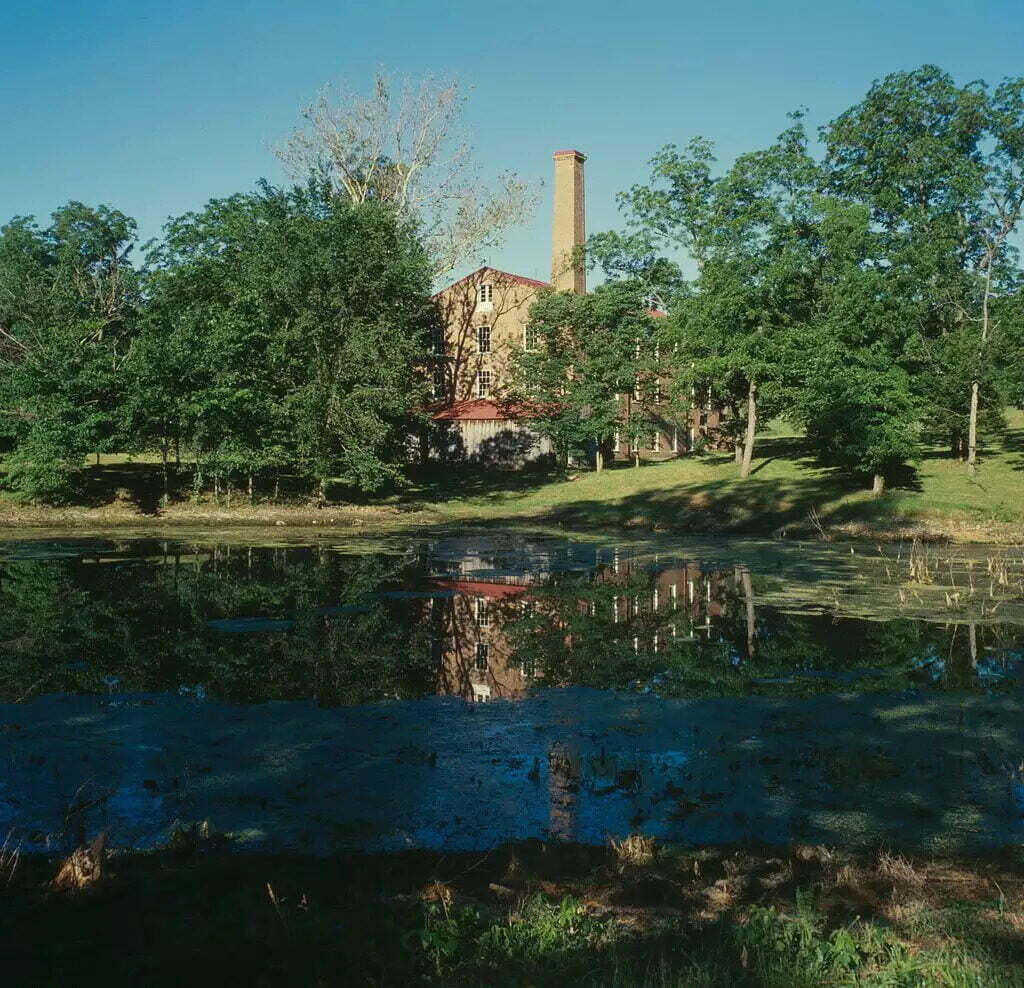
[654,379,663,404]
[613,430,621,453]
[477,324,491,353]
[476,370,491,398]
[521,658,536,678]
[475,642,489,671]
[523,323,538,350]
[478,283,493,304]
[633,376,642,401]
[431,638,445,663]
[474,596,490,627]
[432,366,445,399]
[431,326,445,354]
[649,432,660,453]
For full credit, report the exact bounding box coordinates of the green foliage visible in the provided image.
[0,203,139,501]
[508,282,673,465]
[135,182,434,494]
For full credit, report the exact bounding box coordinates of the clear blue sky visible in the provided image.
[2,0,1022,285]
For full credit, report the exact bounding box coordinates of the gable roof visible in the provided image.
[432,265,549,300]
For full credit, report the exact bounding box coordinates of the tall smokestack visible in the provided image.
[551,150,586,294]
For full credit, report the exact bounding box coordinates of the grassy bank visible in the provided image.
[4,837,1024,985]
[2,412,1023,542]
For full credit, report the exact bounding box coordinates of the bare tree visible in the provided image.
[276,71,537,278]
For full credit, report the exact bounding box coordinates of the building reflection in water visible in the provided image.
[423,544,756,703]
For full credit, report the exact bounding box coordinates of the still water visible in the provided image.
[1,533,1023,853]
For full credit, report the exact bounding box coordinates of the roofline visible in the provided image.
[432,265,549,300]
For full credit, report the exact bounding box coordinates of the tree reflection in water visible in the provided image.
[0,536,1019,706]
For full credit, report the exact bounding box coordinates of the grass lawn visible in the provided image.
[396,411,1024,541]
[1,412,1022,541]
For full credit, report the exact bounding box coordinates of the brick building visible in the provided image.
[429,150,717,465]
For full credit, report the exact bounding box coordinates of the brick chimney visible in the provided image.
[551,150,586,293]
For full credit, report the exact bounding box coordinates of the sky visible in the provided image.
[2,0,1023,286]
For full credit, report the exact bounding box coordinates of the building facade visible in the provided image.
[429,149,718,466]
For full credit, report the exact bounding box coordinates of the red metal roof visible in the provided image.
[430,578,529,600]
[431,398,552,422]
[431,400,513,422]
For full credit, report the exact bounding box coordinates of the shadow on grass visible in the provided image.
[3,839,1023,986]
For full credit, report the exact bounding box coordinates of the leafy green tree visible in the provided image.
[590,120,821,478]
[821,65,1024,474]
[791,202,920,494]
[507,282,669,470]
[139,182,434,497]
[0,204,139,501]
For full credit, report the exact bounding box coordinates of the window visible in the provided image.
[633,376,642,401]
[649,432,660,453]
[431,327,445,354]
[476,370,491,398]
[432,366,445,399]
[613,430,621,453]
[521,658,536,678]
[523,323,538,350]
[474,596,490,627]
[475,642,489,671]
[477,283,493,304]
[477,324,491,353]
[654,379,663,404]
[431,638,445,663]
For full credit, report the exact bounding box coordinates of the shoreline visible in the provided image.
[0,499,1023,544]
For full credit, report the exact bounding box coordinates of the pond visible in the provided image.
[1,532,1023,854]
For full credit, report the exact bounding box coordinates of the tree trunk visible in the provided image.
[595,445,603,473]
[161,445,169,501]
[967,256,993,477]
[740,567,756,660]
[967,381,980,476]
[248,471,254,503]
[872,473,885,496]
[274,474,280,501]
[738,380,757,479]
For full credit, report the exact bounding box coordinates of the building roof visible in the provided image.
[431,399,517,422]
[432,265,549,300]
[429,578,529,600]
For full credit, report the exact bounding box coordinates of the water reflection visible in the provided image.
[1,534,1024,854]
[0,536,1021,705]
